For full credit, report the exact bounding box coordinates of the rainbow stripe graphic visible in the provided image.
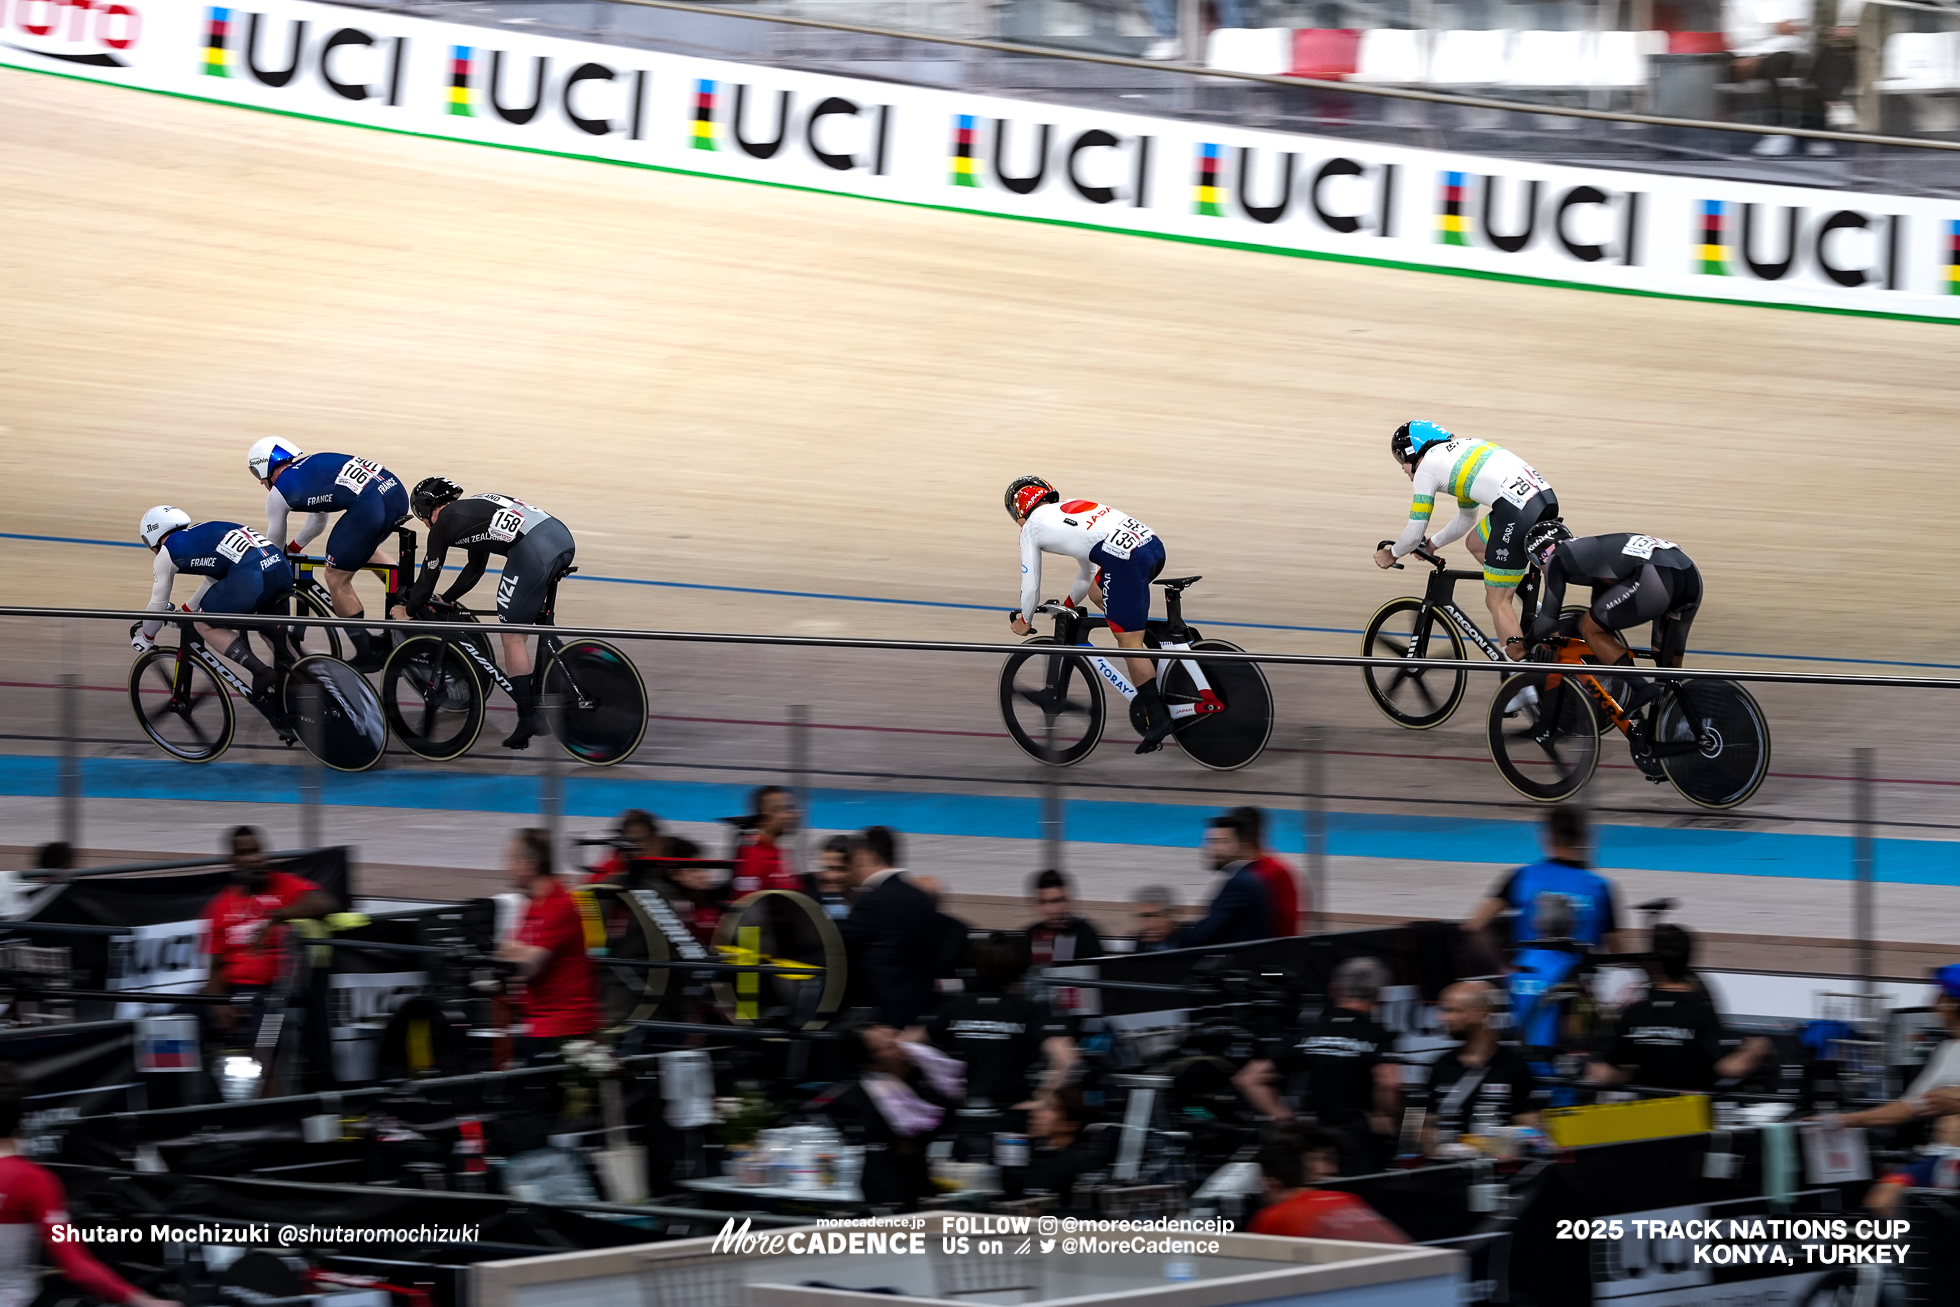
[448,46,473,116]
[1947,220,1960,293]
[1193,144,1222,217]
[950,115,979,187]
[1436,171,1468,246]
[692,79,717,151]
[1698,200,1727,275]
[203,7,230,77]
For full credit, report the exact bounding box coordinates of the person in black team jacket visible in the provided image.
[1587,924,1771,1092]
[400,478,577,749]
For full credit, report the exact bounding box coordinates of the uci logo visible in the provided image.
[2,0,143,66]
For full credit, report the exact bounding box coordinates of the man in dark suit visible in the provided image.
[1175,811,1275,948]
[839,826,939,1029]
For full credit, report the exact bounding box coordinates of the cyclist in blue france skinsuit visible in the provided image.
[133,506,296,706]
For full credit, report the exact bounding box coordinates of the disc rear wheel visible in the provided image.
[286,655,389,772]
[1163,639,1273,772]
[544,639,648,766]
[1655,679,1771,809]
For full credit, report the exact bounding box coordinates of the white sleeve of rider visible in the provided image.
[1392,458,1446,557]
[1065,557,1096,608]
[266,487,290,546]
[142,551,178,638]
[293,512,328,548]
[1427,502,1479,550]
[1019,525,1043,624]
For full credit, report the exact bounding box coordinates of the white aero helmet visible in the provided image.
[247,437,303,481]
[140,505,192,549]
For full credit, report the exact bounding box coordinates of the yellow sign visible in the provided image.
[1544,1095,1712,1148]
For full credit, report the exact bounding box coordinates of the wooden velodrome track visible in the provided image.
[3,64,1958,844]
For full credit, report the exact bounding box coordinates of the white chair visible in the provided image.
[1591,30,1655,89]
[1878,31,1958,91]
[1349,28,1429,84]
[1427,29,1512,87]
[1503,30,1587,88]
[1205,27,1296,76]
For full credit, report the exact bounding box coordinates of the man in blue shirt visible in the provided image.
[1466,805,1625,970]
[1175,811,1274,947]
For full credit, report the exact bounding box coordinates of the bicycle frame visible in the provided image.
[1038,585,1225,723]
[1546,637,1703,760]
[1407,553,1542,664]
[288,525,418,615]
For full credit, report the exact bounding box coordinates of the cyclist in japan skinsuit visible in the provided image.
[399,478,577,750]
[132,506,295,709]
[1374,421,1560,663]
[1004,476,1175,754]
[248,438,409,672]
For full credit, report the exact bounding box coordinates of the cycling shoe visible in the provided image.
[349,650,386,674]
[1627,721,1666,782]
[503,712,545,750]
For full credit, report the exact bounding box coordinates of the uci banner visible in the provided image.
[2,0,1955,320]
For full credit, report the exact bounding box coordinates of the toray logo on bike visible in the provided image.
[2,0,143,66]
[1094,658,1129,695]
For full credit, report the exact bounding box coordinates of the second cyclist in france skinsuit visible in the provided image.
[1375,421,1560,662]
[248,438,409,671]
[132,507,295,709]
[401,479,577,750]
[1004,476,1176,754]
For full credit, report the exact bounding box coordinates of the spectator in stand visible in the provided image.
[1421,981,1543,1148]
[813,834,853,920]
[497,827,599,1062]
[0,1066,178,1307]
[1249,1122,1410,1242]
[1824,963,1960,1133]
[1726,0,1854,156]
[731,786,804,895]
[655,835,725,946]
[585,809,664,883]
[1234,806,1301,935]
[1131,885,1179,952]
[201,826,336,1043]
[1234,956,1400,1175]
[1025,869,1104,966]
[1466,804,1624,972]
[1588,924,1771,1092]
[839,826,939,1028]
[1175,811,1274,947]
[816,1022,960,1212]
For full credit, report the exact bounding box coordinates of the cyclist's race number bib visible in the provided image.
[215,526,273,563]
[1101,517,1155,561]
[334,457,385,494]
[483,495,550,543]
[1497,466,1550,509]
[1622,534,1677,560]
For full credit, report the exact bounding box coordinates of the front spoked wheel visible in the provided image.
[1362,598,1467,729]
[999,636,1107,765]
[289,589,345,660]
[1655,679,1771,809]
[129,648,235,762]
[1162,640,1273,772]
[285,655,389,772]
[381,636,484,760]
[1487,670,1600,801]
[544,639,647,766]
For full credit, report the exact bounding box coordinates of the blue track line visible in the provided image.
[0,754,1951,885]
[5,530,1956,669]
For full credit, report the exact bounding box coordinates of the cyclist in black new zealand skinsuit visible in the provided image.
[399,479,577,750]
[1523,528,1702,671]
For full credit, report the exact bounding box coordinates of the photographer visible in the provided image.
[1234,957,1399,1175]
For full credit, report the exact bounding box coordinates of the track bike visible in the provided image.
[282,526,418,661]
[1361,543,1542,729]
[1486,614,1771,810]
[997,575,1274,771]
[378,569,647,765]
[128,618,388,771]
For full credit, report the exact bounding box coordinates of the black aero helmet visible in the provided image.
[411,476,465,522]
[1004,475,1059,522]
[1524,517,1572,568]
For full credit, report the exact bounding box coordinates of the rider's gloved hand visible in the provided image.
[286,540,303,555]
[1526,641,1558,664]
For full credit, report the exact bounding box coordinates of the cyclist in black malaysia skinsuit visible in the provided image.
[1523,522,1704,777]
[398,478,577,750]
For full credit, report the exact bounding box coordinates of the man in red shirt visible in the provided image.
[200,826,335,1042]
[1,1066,175,1307]
[1234,806,1302,936]
[731,787,804,895]
[497,828,600,1063]
[1249,1123,1408,1244]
